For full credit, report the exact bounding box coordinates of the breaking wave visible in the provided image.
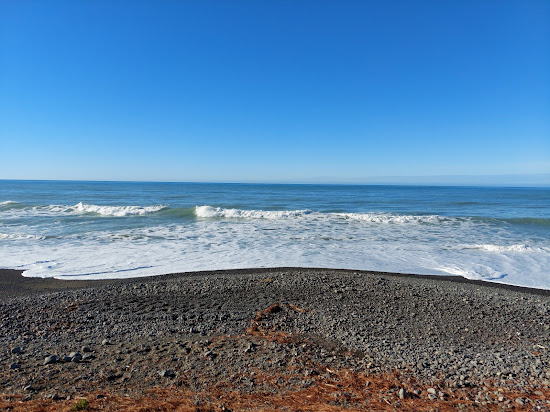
[72,202,167,216]
[194,205,458,224]
[0,232,46,240]
[334,212,458,224]
[195,206,312,219]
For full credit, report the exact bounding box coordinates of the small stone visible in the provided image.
[101,339,111,346]
[159,369,175,378]
[51,393,62,401]
[10,363,21,370]
[96,394,105,399]
[82,346,91,353]
[398,388,407,399]
[11,347,22,354]
[244,342,256,353]
[427,388,436,395]
[62,356,72,362]
[70,352,82,362]
[23,385,33,391]
[515,398,525,405]
[44,355,57,365]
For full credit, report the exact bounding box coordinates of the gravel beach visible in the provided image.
[1,268,549,411]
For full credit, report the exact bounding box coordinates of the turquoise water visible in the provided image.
[1,180,549,288]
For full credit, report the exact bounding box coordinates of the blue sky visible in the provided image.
[1,0,549,184]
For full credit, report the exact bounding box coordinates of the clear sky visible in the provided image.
[1,0,549,185]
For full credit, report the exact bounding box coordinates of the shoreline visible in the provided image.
[2,267,549,410]
[2,267,550,300]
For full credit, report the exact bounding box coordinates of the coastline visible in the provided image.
[1,267,549,410]
[2,267,550,299]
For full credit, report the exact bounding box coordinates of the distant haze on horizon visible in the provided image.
[1,1,549,184]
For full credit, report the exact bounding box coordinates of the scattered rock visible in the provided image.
[44,355,57,365]
[70,352,82,362]
[82,353,95,361]
[10,363,21,370]
[11,347,22,354]
[516,397,525,405]
[158,369,176,378]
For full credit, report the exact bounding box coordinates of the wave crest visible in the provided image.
[334,212,455,224]
[73,202,167,217]
[0,232,46,240]
[195,206,311,219]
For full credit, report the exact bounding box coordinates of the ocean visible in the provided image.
[1,180,549,289]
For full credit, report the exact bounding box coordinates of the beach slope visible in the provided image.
[1,268,549,411]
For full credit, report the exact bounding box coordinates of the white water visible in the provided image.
[2,204,549,289]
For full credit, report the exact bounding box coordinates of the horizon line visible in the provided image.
[1,174,549,188]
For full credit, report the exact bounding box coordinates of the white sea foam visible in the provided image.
[334,212,454,224]
[0,202,167,218]
[73,202,166,216]
[195,205,311,219]
[465,244,542,253]
[0,232,46,240]
[2,204,549,289]
[0,201,18,206]
[194,206,457,225]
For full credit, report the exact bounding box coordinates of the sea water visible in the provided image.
[1,180,549,289]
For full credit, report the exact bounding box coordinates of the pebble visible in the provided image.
[10,363,20,370]
[1,269,549,402]
[11,347,22,354]
[43,355,57,365]
[158,369,175,378]
[70,352,82,362]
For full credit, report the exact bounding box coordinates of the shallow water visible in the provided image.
[1,180,549,288]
